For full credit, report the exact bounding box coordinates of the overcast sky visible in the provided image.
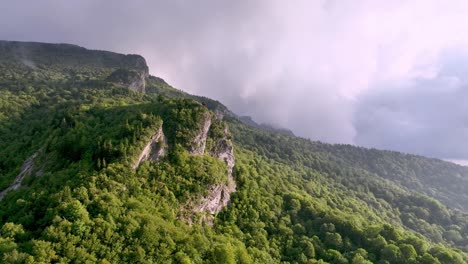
[1,0,468,164]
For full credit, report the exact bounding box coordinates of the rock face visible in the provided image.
[132,116,236,220]
[193,126,236,215]
[214,109,225,120]
[133,126,167,169]
[189,113,212,155]
[0,153,37,200]
[106,68,149,93]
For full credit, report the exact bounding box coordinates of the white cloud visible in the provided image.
[2,0,468,158]
[446,159,468,167]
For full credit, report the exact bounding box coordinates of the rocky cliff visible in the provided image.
[106,68,149,93]
[0,152,37,200]
[133,125,167,169]
[189,112,212,155]
[193,125,236,215]
[132,113,236,219]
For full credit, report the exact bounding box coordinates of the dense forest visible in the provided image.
[0,41,467,263]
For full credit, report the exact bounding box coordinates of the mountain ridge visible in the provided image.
[0,40,148,70]
[0,40,466,263]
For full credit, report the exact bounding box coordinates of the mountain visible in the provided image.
[238,115,295,136]
[0,40,467,263]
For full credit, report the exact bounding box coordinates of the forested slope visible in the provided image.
[0,41,466,263]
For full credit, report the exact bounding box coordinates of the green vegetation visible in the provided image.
[0,41,467,263]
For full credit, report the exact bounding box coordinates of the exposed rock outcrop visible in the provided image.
[193,126,236,215]
[106,68,149,93]
[133,126,167,169]
[214,109,225,120]
[131,115,235,223]
[193,184,232,215]
[212,127,235,177]
[189,113,212,155]
[0,153,37,201]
